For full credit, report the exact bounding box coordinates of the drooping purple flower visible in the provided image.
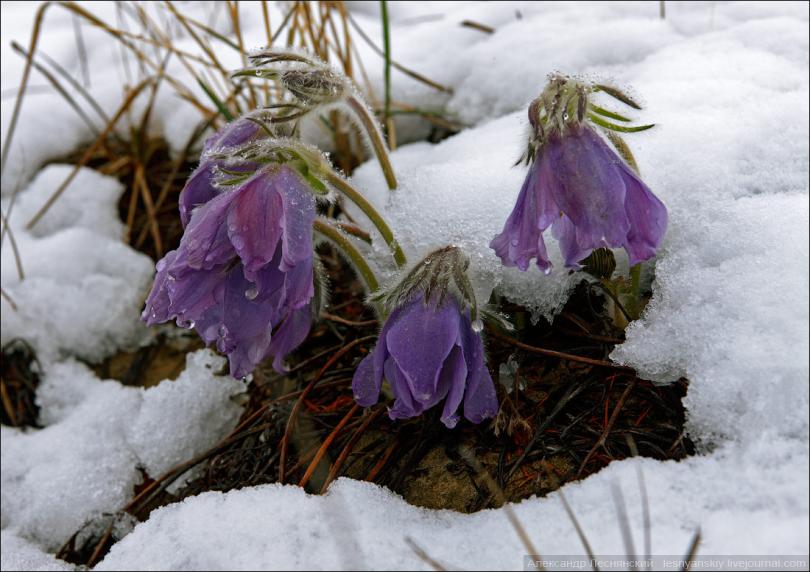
[491,77,667,271]
[352,246,498,428]
[142,163,317,378]
[352,296,498,428]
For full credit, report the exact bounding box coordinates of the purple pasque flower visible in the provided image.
[352,247,499,428]
[142,162,317,378]
[490,77,667,271]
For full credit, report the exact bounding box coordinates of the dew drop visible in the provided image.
[245,285,259,300]
[472,318,484,333]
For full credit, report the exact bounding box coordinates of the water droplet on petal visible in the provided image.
[245,285,259,300]
[472,318,484,332]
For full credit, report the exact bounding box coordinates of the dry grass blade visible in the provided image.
[610,482,637,561]
[680,528,701,572]
[134,119,210,249]
[320,405,384,493]
[71,12,90,86]
[10,41,101,136]
[26,78,153,230]
[1,211,25,281]
[278,335,376,482]
[346,11,452,94]
[298,403,359,489]
[62,1,215,116]
[577,379,637,477]
[460,20,495,34]
[542,454,599,569]
[0,288,18,311]
[488,329,634,371]
[505,380,588,483]
[133,165,162,256]
[557,491,600,571]
[625,434,652,568]
[459,446,545,570]
[1,0,51,177]
[225,1,258,109]
[404,537,448,572]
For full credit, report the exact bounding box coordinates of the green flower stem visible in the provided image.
[346,94,398,190]
[313,219,380,293]
[324,170,407,268]
[380,0,393,139]
[629,263,642,319]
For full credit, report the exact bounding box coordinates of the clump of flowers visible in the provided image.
[352,246,500,428]
[142,131,320,378]
[490,74,667,272]
[142,58,407,378]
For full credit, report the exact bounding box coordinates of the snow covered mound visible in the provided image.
[0,0,808,569]
[1,350,245,551]
[1,165,154,363]
[0,530,73,572]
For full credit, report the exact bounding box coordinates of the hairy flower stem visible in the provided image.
[325,170,407,267]
[345,94,398,190]
[629,263,642,319]
[313,219,380,293]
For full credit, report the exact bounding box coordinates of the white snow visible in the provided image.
[1,350,245,552]
[1,165,155,363]
[1,1,808,570]
[0,530,73,572]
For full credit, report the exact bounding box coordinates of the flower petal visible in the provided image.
[438,344,468,428]
[277,166,318,272]
[385,357,421,420]
[141,250,178,325]
[267,305,312,373]
[543,126,630,249]
[463,365,499,424]
[282,255,315,310]
[490,165,556,272]
[352,353,381,407]
[166,264,228,323]
[226,172,285,277]
[179,164,218,228]
[386,299,460,403]
[551,214,593,268]
[175,188,238,271]
[620,165,668,265]
[202,116,262,155]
